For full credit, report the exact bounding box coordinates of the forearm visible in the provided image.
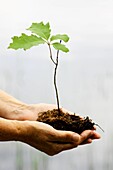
[0,90,57,121]
[0,118,27,142]
[0,90,32,120]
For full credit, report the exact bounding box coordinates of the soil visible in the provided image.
[37,109,95,134]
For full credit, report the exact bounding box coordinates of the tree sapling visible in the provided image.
[8,22,103,134]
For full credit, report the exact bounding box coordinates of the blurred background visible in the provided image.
[0,0,113,169]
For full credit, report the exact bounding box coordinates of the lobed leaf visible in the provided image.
[50,34,69,42]
[8,34,45,50]
[52,42,69,53]
[27,22,51,40]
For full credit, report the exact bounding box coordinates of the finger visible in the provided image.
[89,131,101,139]
[80,138,92,145]
[79,130,101,145]
[52,130,80,144]
[47,132,80,156]
[78,130,94,144]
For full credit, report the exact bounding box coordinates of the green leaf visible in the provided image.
[52,42,69,53]
[27,22,51,40]
[50,34,69,42]
[8,33,45,50]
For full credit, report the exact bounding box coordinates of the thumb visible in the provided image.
[54,130,80,143]
[78,130,93,144]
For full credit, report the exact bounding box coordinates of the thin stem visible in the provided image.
[54,48,60,113]
[48,43,56,65]
[48,42,60,113]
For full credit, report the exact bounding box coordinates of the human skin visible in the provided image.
[0,90,101,156]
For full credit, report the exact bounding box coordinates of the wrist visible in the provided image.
[0,90,34,120]
[0,102,35,121]
[0,118,28,142]
[11,104,34,120]
[13,120,30,142]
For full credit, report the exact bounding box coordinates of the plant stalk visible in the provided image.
[54,48,60,113]
[48,43,60,114]
[48,43,56,65]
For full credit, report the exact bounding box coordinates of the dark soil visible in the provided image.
[37,109,95,134]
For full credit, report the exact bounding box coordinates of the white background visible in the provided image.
[0,0,113,170]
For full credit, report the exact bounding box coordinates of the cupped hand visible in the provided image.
[20,103,75,121]
[22,121,101,156]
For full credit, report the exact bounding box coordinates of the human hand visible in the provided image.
[20,121,101,156]
[0,90,57,121]
[0,116,100,156]
[8,103,57,121]
[16,103,101,148]
[18,103,74,121]
[0,90,101,155]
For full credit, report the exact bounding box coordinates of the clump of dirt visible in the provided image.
[37,109,95,134]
